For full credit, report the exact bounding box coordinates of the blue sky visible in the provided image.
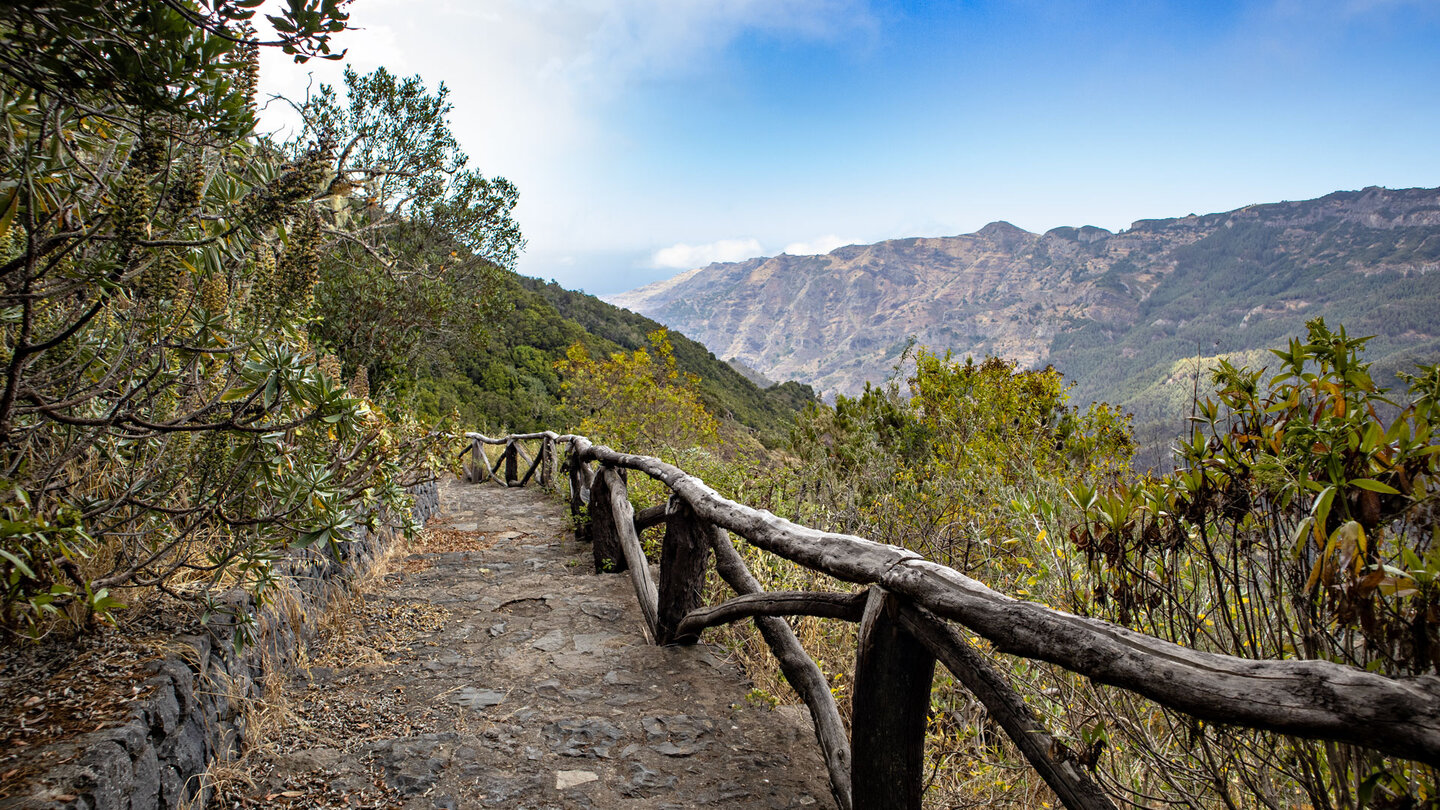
[259,0,1440,295]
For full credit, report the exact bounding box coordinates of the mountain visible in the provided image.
[412,274,816,447]
[608,186,1440,462]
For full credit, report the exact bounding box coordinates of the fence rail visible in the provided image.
[462,431,1440,810]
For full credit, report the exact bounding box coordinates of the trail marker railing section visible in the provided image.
[462,432,1440,810]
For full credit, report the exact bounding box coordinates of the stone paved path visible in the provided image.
[229,478,834,809]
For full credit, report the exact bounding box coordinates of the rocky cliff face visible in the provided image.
[608,187,1440,430]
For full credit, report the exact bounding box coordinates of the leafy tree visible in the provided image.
[296,66,523,383]
[0,0,350,136]
[556,329,719,457]
[0,2,441,639]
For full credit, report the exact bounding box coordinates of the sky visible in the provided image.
[257,0,1440,296]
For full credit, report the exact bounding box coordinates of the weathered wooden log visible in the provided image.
[457,438,482,482]
[577,456,594,501]
[587,465,626,573]
[466,430,564,444]
[488,446,508,484]
[655,497,712,644]
[634,503,668,533]
[476,439,497,484]
[513,440,536,468]
[708,524,853,810]
[675,591,866,639]
[894,603,1117,810]
[517,443,544,487]
[567,436,1440,768]
[539,436,555,489]
[852,588,934,810]
[503,440,519,485]
[600,466,659,642]
[563,452,589,543]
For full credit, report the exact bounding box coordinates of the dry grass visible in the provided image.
[190,520,451,806]
[695,533,1083,809]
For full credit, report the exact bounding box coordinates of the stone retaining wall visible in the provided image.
[5,480,440,810]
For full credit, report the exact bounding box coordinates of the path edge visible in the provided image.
[2,482,440,810]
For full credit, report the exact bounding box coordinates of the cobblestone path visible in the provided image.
[229,478,834,809]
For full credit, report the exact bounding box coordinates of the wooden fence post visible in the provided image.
[468,437,483,483]
[894,603,1118,810]
[852,587,935,810]
[567,457,583,513]
[587,466,627,574]
[539,436,554,489]
[503,440,519,486]
[656,495,711,645]
[564,452,589,543]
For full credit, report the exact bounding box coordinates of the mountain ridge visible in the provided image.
[606,186,1440,460]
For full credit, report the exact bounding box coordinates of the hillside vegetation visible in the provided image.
[0,1,813,642]
[585,320,1440,809]
[408,275,816,447]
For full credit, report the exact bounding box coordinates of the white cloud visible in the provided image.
[782,234,855,255]
[250,1,875,287]
[650,238,765,269]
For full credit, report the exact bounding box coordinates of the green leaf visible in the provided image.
[1358,771,1386,807]
[1311,486,1336,544]
[220,384,255,403]
[1289,517,1314,559]
[0,548,37,579]
[1349,478,1400,495]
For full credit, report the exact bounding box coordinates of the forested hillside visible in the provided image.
[409,275,815,446]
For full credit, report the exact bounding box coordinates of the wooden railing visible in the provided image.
[463,431,1440,810]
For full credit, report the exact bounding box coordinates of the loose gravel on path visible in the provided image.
[224,478,834,809]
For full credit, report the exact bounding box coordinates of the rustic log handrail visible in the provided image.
[674,591,867,638]
[460,430,1440,810]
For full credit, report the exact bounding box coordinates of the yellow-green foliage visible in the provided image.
[788,349,1132,575]
[556,328,719,457]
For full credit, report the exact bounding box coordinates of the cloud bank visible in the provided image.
[651,238,765,269]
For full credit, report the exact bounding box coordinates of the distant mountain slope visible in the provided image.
[418,274,816,447]
[608,186,1440,461]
